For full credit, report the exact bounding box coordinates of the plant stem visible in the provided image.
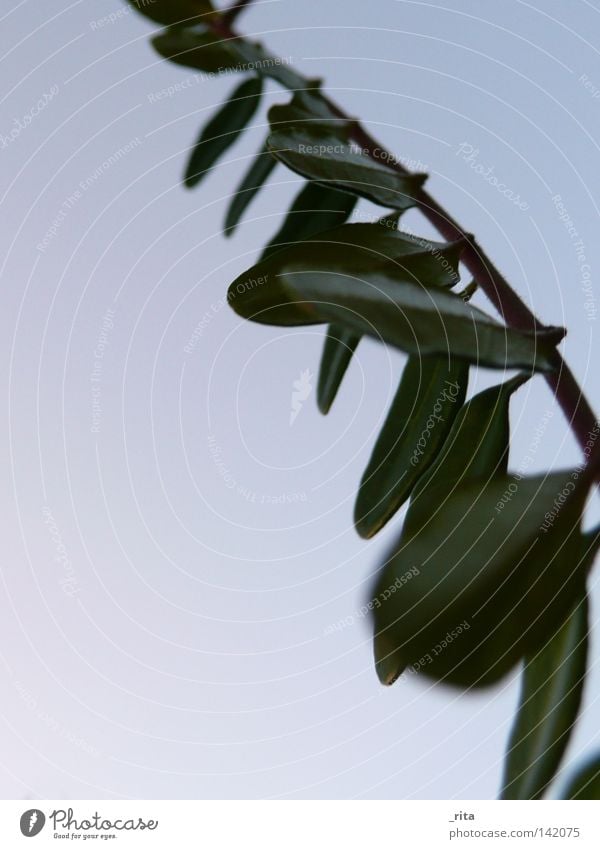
[213,7,599,467]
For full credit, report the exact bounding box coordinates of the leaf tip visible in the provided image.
[316,392,332,415]
[354,508,379,540]
[374,631,406,685]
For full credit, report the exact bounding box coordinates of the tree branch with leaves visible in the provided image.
[127,0,600,800]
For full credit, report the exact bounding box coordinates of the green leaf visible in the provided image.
[355,355,468,539]
[405,375,529,535]
[228,254,558,372]
[268,88,340,125]
[316,212,441,416]
[501,589,589,800]
[260,182,357,260]
[243,221,464,283]
[261,185,358,413]
[372,471,591,688]
[317,326,361,414]
[267,122,427,209]
[127,0,215,26]
[225,90,339,238]
[153,27,247,73]
[374,628,406,686]
[224,142,277,235]
[230,220,464,311]
[563,754,600,799]
[184,77,263,188]
[371,371,529,683]
[152,27,306,88]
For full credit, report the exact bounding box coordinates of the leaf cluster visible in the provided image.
[134,1,600,799]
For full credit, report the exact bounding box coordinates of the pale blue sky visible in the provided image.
[0,0,599,799]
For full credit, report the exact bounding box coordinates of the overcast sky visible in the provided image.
[1,0,599,799]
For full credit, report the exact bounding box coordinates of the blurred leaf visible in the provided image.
[375,628,406,686]
[184,77,263,188]
[355,356,468,539]
[563,754,600,799]
[260,183,357,260]
[228,252,558,372]
[269,88,340,125]
[501,589,589,799]
[267,122,427,209]
[372,471,591,688]
[153,27,248,72]
[127,0,215,25]
[374,374,528,684]
[317,326,361,414]
[405,374,530,534]
[153,27,306,88]
[224,142,277,234]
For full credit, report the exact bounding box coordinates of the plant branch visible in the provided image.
[211,12,599,467]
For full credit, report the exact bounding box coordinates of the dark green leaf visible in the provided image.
[563,754,600,799]
[267,122,427,209]
[152,27,306,88]
[230,220,464,314]
[153,28,248,73]
[127,0,215,26]
[228,90,340,237]
[255,221,463,282]
[184,77,263,188]
[374,628,406,686]
[224,142,277,235]
[501,589,588,799]
[372,471,591,688]
[260,184,359,417]
[405,375,530,535]
[260,183,357,260]
[268,88,340,125]
[316,212,450,417]
[317,326,361,414]
[371,363,529,684]
[229,255,558,372]
[378,212,403,229]
[355,355,468,539]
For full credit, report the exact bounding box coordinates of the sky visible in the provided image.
[0,0,599,799]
